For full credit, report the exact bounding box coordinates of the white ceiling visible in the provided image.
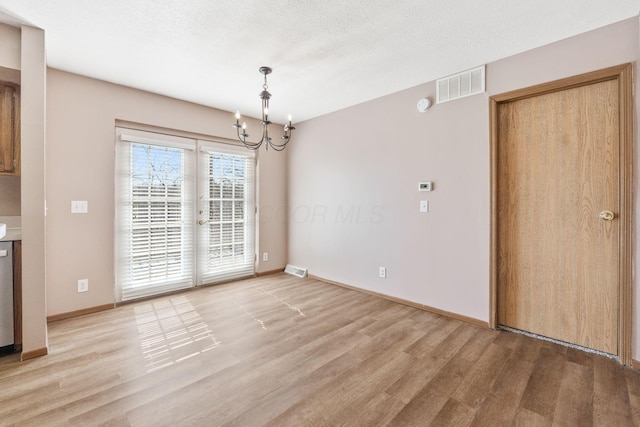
[0,1,638,123]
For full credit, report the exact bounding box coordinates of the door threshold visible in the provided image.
[499,324,618,361]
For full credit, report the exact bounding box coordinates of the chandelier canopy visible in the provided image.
[233,66,294,151]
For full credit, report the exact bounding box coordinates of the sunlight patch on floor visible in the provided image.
[135,296,221,372]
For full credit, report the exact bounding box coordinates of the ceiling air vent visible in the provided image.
[285,264,308,278]
[436,65,485,104]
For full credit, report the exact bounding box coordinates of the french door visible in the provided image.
[115,128,255,302]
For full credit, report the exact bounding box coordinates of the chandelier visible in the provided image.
[233,66,294,151]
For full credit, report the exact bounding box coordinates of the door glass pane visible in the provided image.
[116,135,195,301]
[198,150,255,284]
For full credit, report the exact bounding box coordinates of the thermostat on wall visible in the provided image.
[419,182,433,192]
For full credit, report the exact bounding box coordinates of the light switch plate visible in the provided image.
[77,279,88,293]
[71,200,88,214]
[420,200,429,213]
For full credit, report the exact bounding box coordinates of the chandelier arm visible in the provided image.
[236,125,262,150]
[268,142,289,150]
[269,140,290,150]
[269,142,288,151]
[265,123,293,149]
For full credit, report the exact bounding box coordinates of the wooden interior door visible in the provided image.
[496,78,620,354]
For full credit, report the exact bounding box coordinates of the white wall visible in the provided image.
[0,21,49,356]
[46,70,288,316]
[0,176,20,215]
[21,25,47,355]
[0,23,20,71]
[289,18,640,358]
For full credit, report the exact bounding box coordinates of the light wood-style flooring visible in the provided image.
[0,274,639,426]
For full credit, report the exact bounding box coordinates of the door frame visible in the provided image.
[489,64,633,365]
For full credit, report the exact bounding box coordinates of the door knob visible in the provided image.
[599,211,615,221]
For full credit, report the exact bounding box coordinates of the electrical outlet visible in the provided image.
[379,267,386,279]
[263,252,269,262]
[77,279,88,293]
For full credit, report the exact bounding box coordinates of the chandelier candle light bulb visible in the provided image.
[232,66,295,151]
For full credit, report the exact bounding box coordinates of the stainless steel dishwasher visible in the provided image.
[0,241,13,351]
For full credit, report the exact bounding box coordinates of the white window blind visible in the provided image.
[198,142,255,284]
[116,129,196,301]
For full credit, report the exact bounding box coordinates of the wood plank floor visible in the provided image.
[0,274,639,426]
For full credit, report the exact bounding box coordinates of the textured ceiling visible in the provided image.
[0,1,638,123]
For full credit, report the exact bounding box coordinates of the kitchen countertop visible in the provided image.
[0,216,21,241]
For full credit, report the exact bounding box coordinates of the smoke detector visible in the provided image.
[417,97,432,112]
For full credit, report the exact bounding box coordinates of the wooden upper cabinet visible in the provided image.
[0,82,19,176]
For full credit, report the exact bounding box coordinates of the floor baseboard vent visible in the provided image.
[284,264,308,278]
